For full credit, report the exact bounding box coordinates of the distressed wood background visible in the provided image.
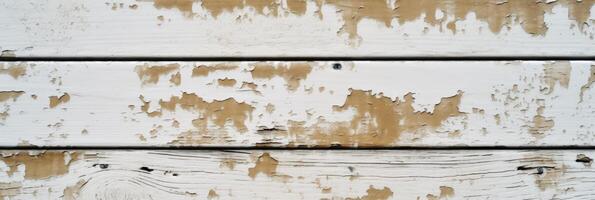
[1,0,595,199]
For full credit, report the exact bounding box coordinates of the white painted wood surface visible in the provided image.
[1,0,594,57]
[1,150,594,200]
[1,61,594,147]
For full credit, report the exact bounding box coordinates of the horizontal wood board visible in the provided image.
[1,61,594,147]
[0,0,594,58]
[0,150,594,199]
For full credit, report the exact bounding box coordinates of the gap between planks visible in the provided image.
[2,56,595,62]
[3,146,595,151]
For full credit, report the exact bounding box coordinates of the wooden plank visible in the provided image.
[1,150,594,199]
[1,61,594,147]
[1,0,594,58]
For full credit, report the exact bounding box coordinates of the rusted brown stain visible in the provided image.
[347,185,393,200]
[304,89,464,146]
[248,152,278,179]
[218,78,237,87]
[1,151,80,180]
[63,180,86,200]
[49,93,70,108]
[192,63,238,77]
[207,189,219,200]
[528,99,554,137]
[145,0,595,45]
[542,61,571,94]
[0,91,24,102]
[0,63,26,79]
[580,65,595,102]
[250,62,312,91]
[135,63,180,85]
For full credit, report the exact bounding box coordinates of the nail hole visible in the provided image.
[93,163,109,169]
[140,166,154,172]
[332,63,342,70]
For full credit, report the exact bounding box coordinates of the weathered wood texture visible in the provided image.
[1,150,594,200]
[1,0,594,58]
[1,61,594,147]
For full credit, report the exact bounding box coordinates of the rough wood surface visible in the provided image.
[1,150,594,200]
[1,0,594,58]
[1,61,594,147]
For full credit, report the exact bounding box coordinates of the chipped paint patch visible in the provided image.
[240,81,258,90]
[287,0,307,15]
[0,91,24,102]
[250,62,312,91]
[0,63,27,79]
[191,63,238,77]
[217,78,237,87]
[306,89,464,146]
[158,92,253,132]
[154,0,194,14]
[219,158,236,170]
[528,100,554,138]
[1,151,80,180]
[248,152,278,179]
[169,72,182,86]
[202,0,280,17]
[542,61,571,94]
[49,93,70,108]
[139,95,163,117]
[135,63,180,85]
[63,180,87,200]
[425,186,455,200]
[439,186,455,198]
[325,0,395,44]
[142,0,595,45]
[348,185,393,200]
[207,189,219,200]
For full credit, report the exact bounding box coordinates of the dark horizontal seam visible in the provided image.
[1,56,595,62]
[1,145,595,150]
